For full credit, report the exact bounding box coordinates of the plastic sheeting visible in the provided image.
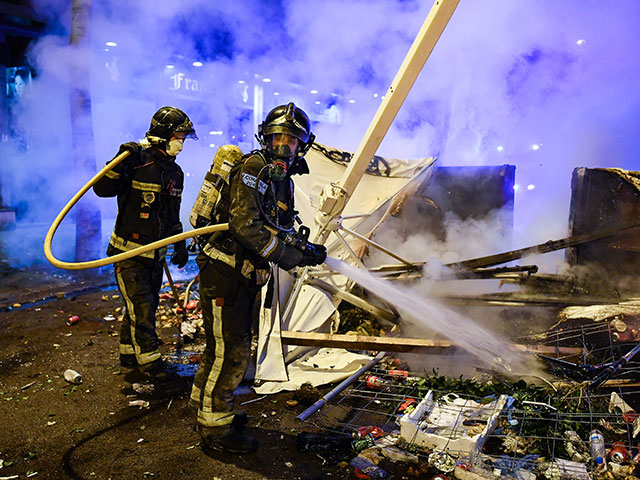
[254,143,435,391]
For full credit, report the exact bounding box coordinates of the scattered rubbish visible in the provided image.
[63,369,82,385]
[67,315,79,325]
[365,375,391,390]
[553,459,590,480]
[295,431,353,453]
[350,455,387,479]
[493,454,538,479]
[521,400,556,412]
[240,395,267,406]
[293,382,322,405]
[352,434,376,454]
[387,369,408,380]
[608,391,637,425]
[186,299,198,310]
[428,450,455,473]
[356,426,384,439]
[400,391,506,455]
[608,441,628,463]
[20,381,36,390]
[103,314,116,322]
[589,429,606,470]
[286,399,298,407]
[396,398,416,414]
[46,420,56,426]
[378,446,419,464]
[132,383,155,395]
[564,430,589,463]
[180,321,198,342]
[129,400,150,408]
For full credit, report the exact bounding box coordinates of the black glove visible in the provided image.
[276,245,304,271]
[170,241,189,268]
[300,242,327,267]
[118,141,141,157]
[112,142,141,173]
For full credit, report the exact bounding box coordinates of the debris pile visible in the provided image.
[298,355,640,479]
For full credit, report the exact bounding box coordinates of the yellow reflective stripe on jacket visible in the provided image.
[258,234,278,258]
[202,243,236,268]
[105,169,121,179]
[109,232,168,259]
[131,180,162,192]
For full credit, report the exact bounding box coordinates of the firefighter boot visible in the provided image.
[232,410,248,432]
[201,430,258,456]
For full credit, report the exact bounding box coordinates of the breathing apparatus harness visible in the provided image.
[252,150,324,264]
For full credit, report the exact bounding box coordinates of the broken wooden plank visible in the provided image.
[439,292,630,307]
[445,223,640,271]
[280,331,583,356]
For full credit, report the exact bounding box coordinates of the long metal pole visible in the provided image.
[296,352,386,422]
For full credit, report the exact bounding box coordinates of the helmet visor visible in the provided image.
[174,119,198,140]
[267,133,299,158]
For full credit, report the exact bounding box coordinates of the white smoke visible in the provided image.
[1,0,638,271]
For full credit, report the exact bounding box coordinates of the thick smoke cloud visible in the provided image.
[1,0,639,270]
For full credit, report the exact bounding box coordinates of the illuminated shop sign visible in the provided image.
[168,72,209,96]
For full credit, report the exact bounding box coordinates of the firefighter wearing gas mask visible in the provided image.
[93,106,197,381]
[191,103,326,456]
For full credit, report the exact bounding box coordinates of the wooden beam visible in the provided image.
[446,223,640,271]
[280,331,583,356]
[316,0,460,227]
[336,0,460,199]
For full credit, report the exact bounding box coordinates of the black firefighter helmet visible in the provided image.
[258,102,315,159]
[146,106,198,143]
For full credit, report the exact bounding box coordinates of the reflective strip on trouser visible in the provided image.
[115,259,163,366]
[191,260,255,433]
[109,232,168,260]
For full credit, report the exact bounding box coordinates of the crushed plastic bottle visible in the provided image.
[589,429,606,470]
[63,369,82,385]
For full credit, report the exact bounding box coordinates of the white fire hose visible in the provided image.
[44,150,229,270]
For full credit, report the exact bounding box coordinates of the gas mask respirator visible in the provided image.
[166,139,184,156]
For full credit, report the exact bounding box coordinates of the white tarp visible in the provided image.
[254,143,436,392]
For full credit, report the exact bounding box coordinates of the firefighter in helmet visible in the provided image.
[93,106,197,381]
[190,102,326,455]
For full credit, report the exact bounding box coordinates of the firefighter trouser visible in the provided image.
[190,256,257,437]
[115,258,164,369]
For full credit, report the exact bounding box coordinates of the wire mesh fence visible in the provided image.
[306,318,640,478]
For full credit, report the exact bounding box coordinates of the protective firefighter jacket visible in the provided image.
[93,146,184,262]
[202,151,296,273]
